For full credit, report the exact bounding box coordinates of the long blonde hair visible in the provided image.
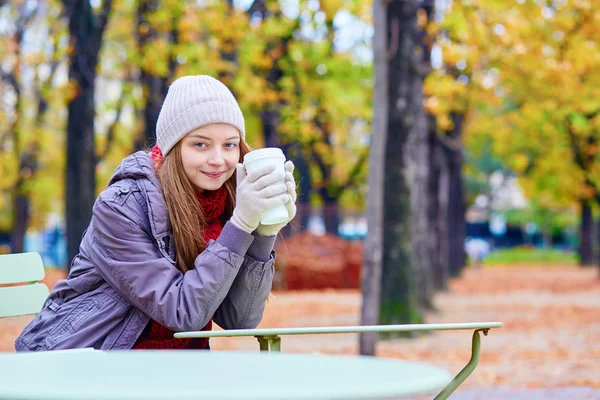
[156,139,252,273]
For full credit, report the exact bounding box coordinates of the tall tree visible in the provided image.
[428,120,451,290]
[62,0,113,268]
[134,0,181,149]
[380,0,432,328]
[3,2,35,253]
[579,200,595,266]
[429,0,600,274]
[406,2,436,307]
[359,0,387,357]
[235,0,373,235]
[0,1,65,252]
[446,113,467,276]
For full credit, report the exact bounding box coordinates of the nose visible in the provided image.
[207,148,225,166]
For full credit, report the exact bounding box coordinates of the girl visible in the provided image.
[15,75,297,351]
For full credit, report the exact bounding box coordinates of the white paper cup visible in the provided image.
[243,148,289,225]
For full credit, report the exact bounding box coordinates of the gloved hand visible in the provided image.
[230,163,290,234]
[255,160,297,237]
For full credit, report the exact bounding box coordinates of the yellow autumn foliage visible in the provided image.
[1,0,374,233]
[428,0,600,211]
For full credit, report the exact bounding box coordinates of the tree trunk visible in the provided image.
[579,200,594,266]
[139,73,169,148]
[312,23,345,237]
[542,231,552,248]
[260,110,281,148]
[256,2,292,150]
[135,0,178,150]
[406,0,435,310]
[446,113,467,277]
[64,0,112,269]
[7,6,55,255]
[359,0,388,356]
[282,143,311,237]
[379,0,424,331]
[595,220,600,277]
[65,69,97,269]
[10,193,28,253]
[406,99,433,310]
[256,7,305,235]
[295,148,312,233]
[6,11,27,254]
[323,202,340,236]
[8,103,27,255]
[10,150,38,253]
[218,0,237,84]
[429,118,450,290]
[314,148,340,235]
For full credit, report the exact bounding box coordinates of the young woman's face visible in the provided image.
[180,123,241,193]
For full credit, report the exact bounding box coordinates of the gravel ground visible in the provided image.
[2,265,599,399]
[211,265,600,398]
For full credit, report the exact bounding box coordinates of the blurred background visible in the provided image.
[1,0,599,397]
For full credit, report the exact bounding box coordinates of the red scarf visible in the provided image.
[132,145,228,350]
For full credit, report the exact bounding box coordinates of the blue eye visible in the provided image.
[195,142,207,148]
[225,143,238,148]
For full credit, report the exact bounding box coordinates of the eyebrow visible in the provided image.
[188,134,240,141]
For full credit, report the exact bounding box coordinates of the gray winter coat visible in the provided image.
[15,151,275,351]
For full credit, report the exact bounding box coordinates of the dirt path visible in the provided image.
[211,265,600,398]
[1,265,599,399]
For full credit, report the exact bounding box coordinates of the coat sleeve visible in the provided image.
[212,230,276,329]
[89,194,254,332]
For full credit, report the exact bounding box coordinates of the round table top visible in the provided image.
[0,350,452,400]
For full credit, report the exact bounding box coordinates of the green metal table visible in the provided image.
[0,350,452,399]
[176,322,503,399]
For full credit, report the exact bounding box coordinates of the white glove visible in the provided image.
[255,161,297,237]
[230,163,290,234]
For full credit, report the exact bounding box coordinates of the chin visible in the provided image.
[197,180,224,192]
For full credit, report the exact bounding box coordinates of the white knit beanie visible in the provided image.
[156,75,245,156]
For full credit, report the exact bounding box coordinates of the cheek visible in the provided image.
[180,147,203,174]
[226,150,240,168]
[224,151,239,178]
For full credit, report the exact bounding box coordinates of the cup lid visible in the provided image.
[243,147,285,164]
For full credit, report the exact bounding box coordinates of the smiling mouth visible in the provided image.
[203,171,225,179]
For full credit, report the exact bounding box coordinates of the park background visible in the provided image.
[0,0,599,398]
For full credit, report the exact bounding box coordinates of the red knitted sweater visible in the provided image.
[132,145,227,350]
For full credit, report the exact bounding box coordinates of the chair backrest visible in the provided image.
[0,252,50,318]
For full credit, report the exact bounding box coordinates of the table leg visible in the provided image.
[255,335,281,352]
[269,336,281,352]
[433,329,488,400]
[256,336,269,351]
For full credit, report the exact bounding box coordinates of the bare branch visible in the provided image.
[565,112,600,173]
[557,8,594,62]
[98,92,127,162]
[247,0,266,17]
[35,37,63,124]
[335,149,369,198]
[168,6,180,80]
[0,70,18,93]
[60,0,76,20]
[2,0,40,94]
[97,0,113,38]
[311,143,328,181]
[437,133,462,152]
